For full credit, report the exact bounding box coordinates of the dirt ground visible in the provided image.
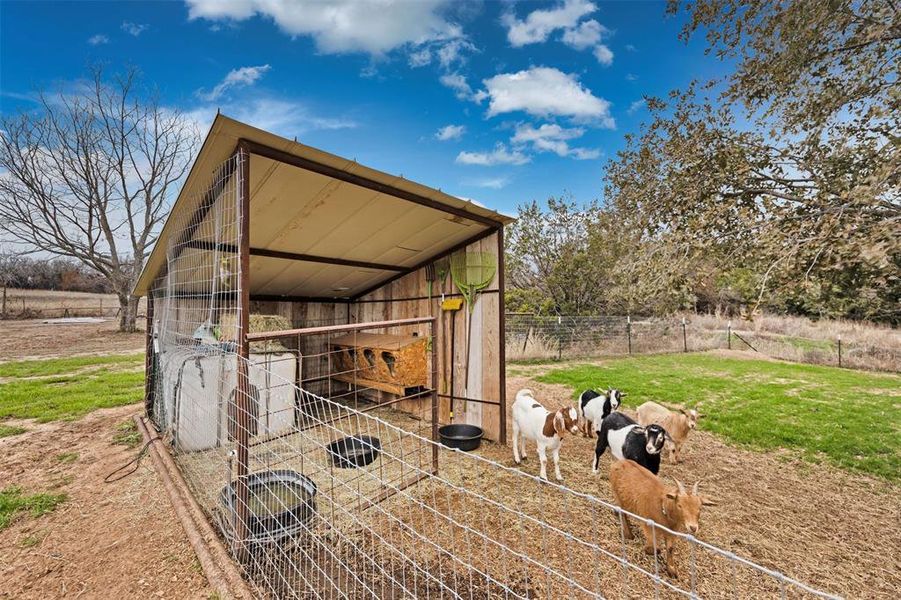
[1,319,898,598]
[489,372,901,598]
[0,318,145,361]
[0,404,212,599]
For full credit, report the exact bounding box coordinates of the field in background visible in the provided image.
[507,312,900,372]
[533,352,901,480]
[1,288,146,319]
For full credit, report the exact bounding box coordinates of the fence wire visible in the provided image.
[505,313,899,372]
[144,156,842,599]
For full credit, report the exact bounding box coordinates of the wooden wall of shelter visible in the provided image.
[245,231,504,441]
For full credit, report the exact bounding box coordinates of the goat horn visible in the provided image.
[674,479,686,495]
[693,480,701,495]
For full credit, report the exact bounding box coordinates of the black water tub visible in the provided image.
[438,424,483,452]
[326,435,382,468]
[220,469,317,543]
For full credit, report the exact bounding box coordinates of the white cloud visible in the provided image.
[186,0,462,56]
[625,73,639,81]
[511,123,584,144]
[627,99,646,115]
[408,36,476,71]
[481,67,614,126]
[625,44,637,52]
[570,147,601,160]
[87,34,109,46]
[436,38,476,69]
[408,48,432,68]
[121,22,149,36]
[464,176,511,189]
[511,123,600,160]
[561,19,607,50]
[502,0,596,47]
[435,124,466,141]
[197,64,271,101]
[456,143,530,166]
[593,44,614,66]
[184,98,357,139]
[440,73,486,102]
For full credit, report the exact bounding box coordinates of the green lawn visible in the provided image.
[0,354,144,423]
[536,353,901,480]
[0,486,67,530]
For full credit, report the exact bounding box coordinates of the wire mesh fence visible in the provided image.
[143,154,842,599]
[0,293,146,320]
[505,313,899,372]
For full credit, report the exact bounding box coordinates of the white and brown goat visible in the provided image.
[609,459,716,579]
[636,401,701,463]
[512,389,580,482]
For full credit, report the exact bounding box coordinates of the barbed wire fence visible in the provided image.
[140,154,845,599]
[505,313,900,373]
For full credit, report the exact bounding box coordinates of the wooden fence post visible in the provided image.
[837,336,842,368]
[682,317,688,352]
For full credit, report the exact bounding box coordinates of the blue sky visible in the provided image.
[0,0,729,215]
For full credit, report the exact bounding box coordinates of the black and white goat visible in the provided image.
[593,412,669,475]
[577,388,624,437]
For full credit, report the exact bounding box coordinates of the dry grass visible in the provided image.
[1,288,146,319]
[506,312,899,372]
[690,312,900,350]
[689,313,900,372]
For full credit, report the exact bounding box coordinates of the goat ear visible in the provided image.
[701,496,718,507]
[554,411,566,437]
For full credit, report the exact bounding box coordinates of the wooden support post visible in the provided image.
[143,294,155,418]
[682,317,688,353]
[496,226,507,446]
[234,144,252,555]
[727,321,732,350]
[431,316,439,474]
[837,336,842,368]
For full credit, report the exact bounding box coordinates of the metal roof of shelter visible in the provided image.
[133,114,514,300]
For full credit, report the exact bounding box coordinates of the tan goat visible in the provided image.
[636,401,701,463]
[609,459,716,579]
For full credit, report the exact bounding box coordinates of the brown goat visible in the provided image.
[636,401,701,463]
[609,459,716,579]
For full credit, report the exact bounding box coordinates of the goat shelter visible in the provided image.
[133,115,838,600]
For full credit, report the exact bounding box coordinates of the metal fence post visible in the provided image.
[682,317,688,352]
[837,335,842,368]
[727,321,732,350]
[627,315,632,355]
[557,315,563,360]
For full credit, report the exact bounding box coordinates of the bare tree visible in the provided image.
[0,67,198,331]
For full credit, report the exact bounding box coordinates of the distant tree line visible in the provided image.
[0,254,112,294]
[506,1,899,325]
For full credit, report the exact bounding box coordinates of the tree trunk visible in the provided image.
[118,293,139,333]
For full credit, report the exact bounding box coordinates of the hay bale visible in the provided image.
[219,313,290,352]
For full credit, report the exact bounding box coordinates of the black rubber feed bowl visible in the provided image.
[220,469,316,543]
[438,424,483,452]
[326,435,382,468]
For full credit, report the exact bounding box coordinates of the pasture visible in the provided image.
[533,352,900,480]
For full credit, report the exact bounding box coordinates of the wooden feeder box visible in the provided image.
[330,332,428,398]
